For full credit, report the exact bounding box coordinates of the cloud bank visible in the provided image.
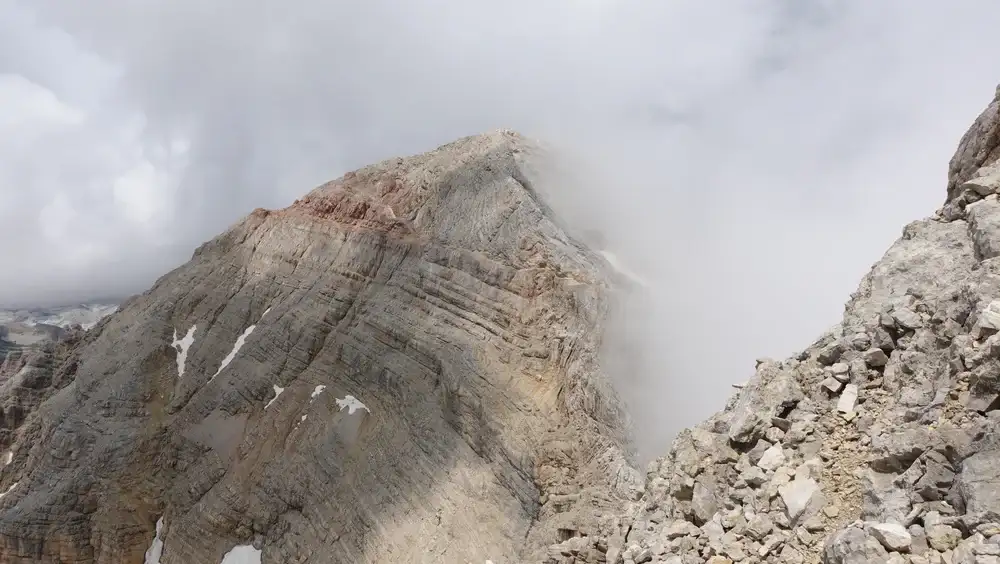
[4,0,1000,454]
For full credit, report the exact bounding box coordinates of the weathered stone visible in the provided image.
[758,444,787,471]
[822,376,846,393]
[926,523,963,551]
[870,427,933,473]
[818,342,847,366]
[909,524,929,554]
[978,300,1000,332]
[849,333,872,351]
[893,308,924,330]
[863,471,913,524]
[727,364,804,445]
[663,520,701,540]
[822,527,890,564]
[831,362,851,378]
[692,477,720,525]
[779,478,823,524]
[746,514,774,541]
[867,522,912,552]
[837,384,859,413]
[863,348,890,368]
[915,451,956,501]
[958,449,1000,514]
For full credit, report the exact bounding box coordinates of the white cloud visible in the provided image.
[5,0,1000,453]
[0,74,84,129]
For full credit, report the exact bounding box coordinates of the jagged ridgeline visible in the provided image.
[7,80,1000,563]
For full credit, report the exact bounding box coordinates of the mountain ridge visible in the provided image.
[6,89,1000,563]
[0,129,640,563]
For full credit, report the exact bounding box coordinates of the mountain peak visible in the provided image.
[0,127,637,563]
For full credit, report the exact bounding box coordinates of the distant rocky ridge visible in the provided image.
[0,303,119,330]
[0,303,117,357]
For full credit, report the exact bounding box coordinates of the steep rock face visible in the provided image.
[0,131,641,563]
[584,86,1000,564]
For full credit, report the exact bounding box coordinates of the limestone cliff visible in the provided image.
[582,86,1000,564]
[0,130,641,563]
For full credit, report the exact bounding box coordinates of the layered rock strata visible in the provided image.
[0,131,641,563]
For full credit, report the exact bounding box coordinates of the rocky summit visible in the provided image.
[0,130,641,563]
[7,88,1000,564]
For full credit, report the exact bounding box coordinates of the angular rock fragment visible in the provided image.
[727,364,803,445]
[863,348,890,368]
[867,522,912,552]
[758,444,786,471]
[822,376,845,393]
[837,384,859,413]
[892,308,924,330]
[958,449,1000,514]
[822,527,890,564]
[779,477,823,524]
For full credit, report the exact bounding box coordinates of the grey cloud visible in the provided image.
[5,0,1000,455]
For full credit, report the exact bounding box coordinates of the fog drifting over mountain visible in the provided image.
[5,0,1000,453]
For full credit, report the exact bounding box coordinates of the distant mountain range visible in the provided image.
[0,303,118,356]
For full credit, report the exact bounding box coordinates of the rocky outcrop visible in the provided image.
[0,131,641,563]
[575,85,1000,564]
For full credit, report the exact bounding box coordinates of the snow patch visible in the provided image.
[310,385,326,400]
[336,395,370,415]
[264,385,284,410]
[220,544,262,564]
[210,325,256,381]
[170,325,197,378]
[0,482,18,499]
[598,250,649,287]
[294,413,308,429]
[144,517,165,564]
[261,307,272,319]
[4,451,11,466]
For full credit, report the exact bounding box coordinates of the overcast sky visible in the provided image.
[4,0,1000,453]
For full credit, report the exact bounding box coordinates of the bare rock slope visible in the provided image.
[0,131,642,563]
[589,86,1000,564]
